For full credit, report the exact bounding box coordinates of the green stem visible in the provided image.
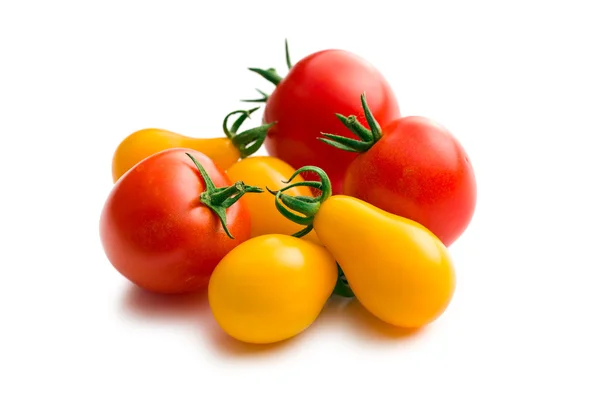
[243,40,295,102]
[222,108,259,139]
[241,88,270,104]
[231,122,276,158]
[333,263,355,298]
[248,67,282,86]
[222,107,274,159]
[291,225,315,239]
[319,92,383,153]
[285,38,293,70]
[268,166,332,237]
[335,114,373,142]
[186,152,263,239]
[361,93,382,142]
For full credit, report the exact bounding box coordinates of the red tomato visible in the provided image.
[251,47,400,194]
[99,148,258,294]
[324,95,476,246]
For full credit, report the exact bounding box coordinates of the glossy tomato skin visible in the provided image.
[208,234,338,344]
[313,195,455,328]
[111,128,240,183]
[343,117,476,246]
[99,148,251,294]
[263,50,400,194]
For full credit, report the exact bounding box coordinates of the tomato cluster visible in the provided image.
[99,40,476,345]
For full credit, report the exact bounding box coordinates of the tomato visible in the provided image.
[99,149,262,294]
[246,42,400,194]
[271,166,456,329]
[225,156,321,244]
[111,108,272,182]
[208,234,338,344]
[321,94,477,246]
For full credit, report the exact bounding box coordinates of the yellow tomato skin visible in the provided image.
[226,156,321,244]
[111,128,240,182]
[208,234,337,344]
[313,195,456,328]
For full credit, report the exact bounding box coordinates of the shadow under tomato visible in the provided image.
[308,295,354,330]
[207,295,425,357]
[208,330,300,358]
[343,298,426,341]
[120,284,301,358]
[205,296,356,358]
[120,284,211,323]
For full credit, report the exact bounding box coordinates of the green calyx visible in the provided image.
[319,92,383,153]
[267,166,332,237]
[186,152,263,239]
[247,67,284,86]
[333,263,355,298]
[269,166,354,298]
[242,39,294,103]
[222,107,275,159]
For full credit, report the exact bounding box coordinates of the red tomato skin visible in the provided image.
[262,49,400,194]
[99,148,251,294]
[343,117,477,246]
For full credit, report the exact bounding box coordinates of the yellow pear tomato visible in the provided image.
[208,234,337,344]
[111,107,272,182]
[272,166,456,329]
[226,156,321,244]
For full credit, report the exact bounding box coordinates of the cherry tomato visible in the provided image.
[99,148,261,294]
[272,166,455,328]
[111,108,272,183]
[208,234,338,344]
[321,94,476,246]
[246,42,400,194]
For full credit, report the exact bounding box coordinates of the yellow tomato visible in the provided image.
[272,166,456,329]
[226,156,321,244]
[208,234,338,344]
[111,108,272,182]
[112,129,239,182]
[315,195,455,328]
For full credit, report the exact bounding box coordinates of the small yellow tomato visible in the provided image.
[226,156,321,244]
[272,166,456,329]
[112,129,239,182]
[208,234,338,344]
[314,195,455,328]
[111,108,272,182]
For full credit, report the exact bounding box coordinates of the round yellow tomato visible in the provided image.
[208,234,337,344]
[226,156,321,244]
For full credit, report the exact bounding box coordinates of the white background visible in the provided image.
[1,0,599,398]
